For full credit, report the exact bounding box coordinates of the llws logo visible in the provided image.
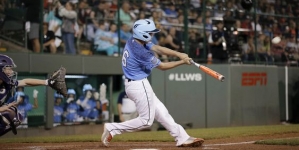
[169,73,202,81]
[241,72,267,86]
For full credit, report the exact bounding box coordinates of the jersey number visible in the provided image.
[122,50,129,67]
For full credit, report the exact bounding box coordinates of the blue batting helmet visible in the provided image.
[67,89,76,95]
[54,93,64,99]
[82,84,92,93]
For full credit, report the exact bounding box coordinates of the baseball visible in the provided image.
[271,36,281,44]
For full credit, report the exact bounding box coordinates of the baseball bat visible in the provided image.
[190,60,225,82]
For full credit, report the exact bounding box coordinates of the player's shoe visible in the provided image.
[101,124,113,147]
[178,137,204,147]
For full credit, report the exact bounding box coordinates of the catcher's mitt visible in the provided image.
[48,67,67,97]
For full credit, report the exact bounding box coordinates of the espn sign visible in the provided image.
[241,72,267,86]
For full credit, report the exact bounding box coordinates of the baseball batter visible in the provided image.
[101,19,204,147]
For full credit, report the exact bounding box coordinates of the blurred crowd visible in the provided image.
[0,0,299,65]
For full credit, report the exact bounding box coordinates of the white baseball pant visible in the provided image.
[105,78,190,146]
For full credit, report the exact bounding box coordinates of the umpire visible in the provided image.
[208,20,228,63]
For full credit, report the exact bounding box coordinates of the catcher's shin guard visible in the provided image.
[0,106,23,136]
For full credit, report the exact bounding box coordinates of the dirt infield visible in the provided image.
[1,132,299,150]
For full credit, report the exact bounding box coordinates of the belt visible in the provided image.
[126,78,135,82]
[122,112,134,114]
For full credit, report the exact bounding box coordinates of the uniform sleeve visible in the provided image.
[145,42,154,50]
[25,104,33,111]
[139,42,161,70]
[140,51,161,71]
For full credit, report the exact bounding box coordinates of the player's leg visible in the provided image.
[152,93,189,145]
[153,93,204,147]
[29,23,40,53]
[102,79,155,146]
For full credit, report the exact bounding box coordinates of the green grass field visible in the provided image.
[1,124,299,146]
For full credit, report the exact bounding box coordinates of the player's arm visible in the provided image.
[0,102,17,112]
[18,79,47,87]
[156,60,185,71]
[32,89,39,109]
[151,45,191,64]
[32,97,38,109]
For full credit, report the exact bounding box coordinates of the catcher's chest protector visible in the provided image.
[0,106,23,136]
[0,85,10,105]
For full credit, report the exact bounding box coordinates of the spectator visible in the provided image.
[149,11,160,23]
[109,0,118,11]
[285,35,299,65]
[53,92,64,126]
[94,21,118,56]
[223,10,234,21]
[241,36,255,62]
[193,16,203,26]
[163,3,178,18]
[151,1,163,13]
[251,15,262,33]
[204,17,213,35]
[85,1,108,42]
[257,34,273,64]
[45,2,63,53]
[189,29,203,59]
[164,27,182,53]
[139,1,152,18]
[272,22,281,37]
[76,84,99,121]
[92,89,102,121]
[190,0,200,9]
[43,22,57,53]
[108,23,119,47]
[23,0,41,53]
[208,21,228,63]
[64,89,81,123]
[117,91,137,122]
[137,11,146,20]
[76,0,90,46]
[119,23,132,48]
[241,15,252,36]
[116,1,133,27]
[271,36,286,64]
[57,1,77,54]
[129,3,139,20]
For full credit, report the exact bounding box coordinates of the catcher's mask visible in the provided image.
[0,54,18,86]
[0,106,23,136]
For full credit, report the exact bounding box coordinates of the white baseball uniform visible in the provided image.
[104,38,190,146]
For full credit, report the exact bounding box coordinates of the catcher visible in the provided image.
[0,54,67,136]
